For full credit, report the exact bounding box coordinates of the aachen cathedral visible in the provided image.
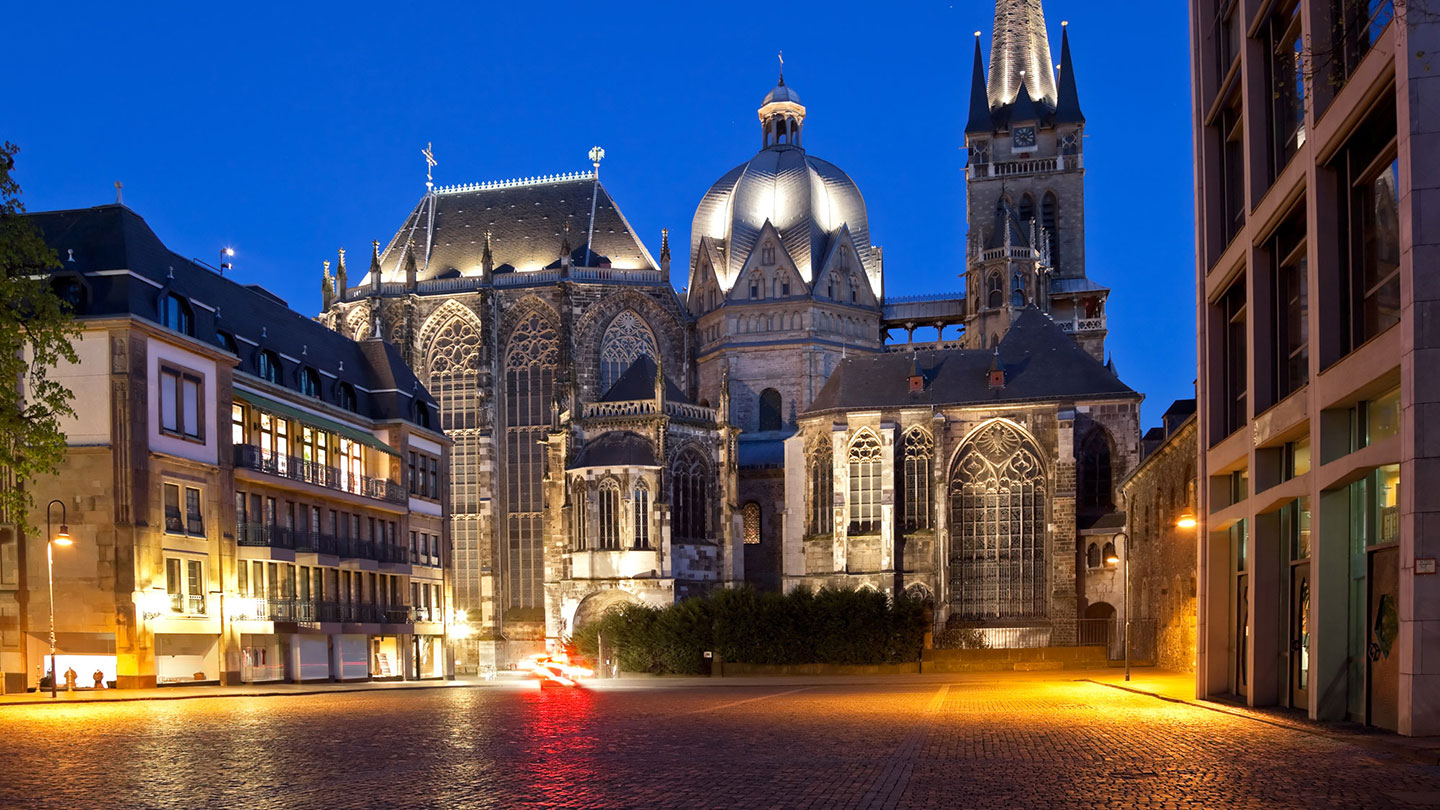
[319,0,1141,668]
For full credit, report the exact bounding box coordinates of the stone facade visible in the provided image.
[1118,410,1198,673]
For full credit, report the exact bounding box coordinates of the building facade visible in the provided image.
[303,0,1136,666]
[1189,0,1438,733]
[0,205,452,691]
[1118,401,1199,673]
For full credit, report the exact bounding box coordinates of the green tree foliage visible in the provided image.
[0,143,79,536]
[571,587,928,675]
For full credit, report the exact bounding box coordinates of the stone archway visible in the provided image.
[569,589,641,634]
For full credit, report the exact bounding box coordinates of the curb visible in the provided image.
[0,680,500,707]
[1082,679,1440,767]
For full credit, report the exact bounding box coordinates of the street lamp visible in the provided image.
[220,247,234,275]
[45,500,72,698]
[1105,531,1130,682]
[1176,511,1197,530]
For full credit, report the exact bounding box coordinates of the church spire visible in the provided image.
[1053,22,1085,124]
[964,33,993,134]
[336,247,348,295]
[987,0,1057,109]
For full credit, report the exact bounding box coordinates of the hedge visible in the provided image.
[570,587,927,675]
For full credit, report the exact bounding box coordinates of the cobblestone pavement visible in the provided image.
[1,675,1438,809]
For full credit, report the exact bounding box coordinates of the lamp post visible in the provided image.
[220,247,234,275]
[44,500,72,698]
[1106,531,1130,682]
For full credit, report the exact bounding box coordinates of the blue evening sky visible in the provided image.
[7,0,1195,429]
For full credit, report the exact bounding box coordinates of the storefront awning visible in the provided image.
[234,390,398,457]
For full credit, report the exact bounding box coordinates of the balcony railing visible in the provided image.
[168,594,207,615]
[236,523,412,565]
[234,445,405,504]
[1055,316,1106,334]
[236,598,413,626]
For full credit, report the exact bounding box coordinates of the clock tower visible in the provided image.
[961,1,1110,362]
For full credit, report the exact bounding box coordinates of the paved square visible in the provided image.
[0,674,1437,808]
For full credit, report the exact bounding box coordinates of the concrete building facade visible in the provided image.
[1189,0,1439,733]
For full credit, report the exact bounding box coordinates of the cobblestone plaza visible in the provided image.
[1,674,1437,809]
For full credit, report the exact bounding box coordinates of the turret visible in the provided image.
[336,247,348,299]
[659,228,671,275]
[321,260,334,309]
[1054,22,1085,124]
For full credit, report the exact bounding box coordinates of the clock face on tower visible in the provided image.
[1012,126,1037,150]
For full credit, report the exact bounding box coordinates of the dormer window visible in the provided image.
[301,368,321,398]
[162,294,194,336]
[258,350,282,384]
[337,383,357,412]
[215,331,237,354]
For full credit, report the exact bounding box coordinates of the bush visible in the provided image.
[573,586,928,674]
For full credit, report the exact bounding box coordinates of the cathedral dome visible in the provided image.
[690,79,880,294]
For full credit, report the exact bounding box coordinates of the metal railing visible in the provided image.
[234,445,405,504]
[236,523,412,565]
[168,594,207,615]
[239,599,413,625]
[935,619,1115,650]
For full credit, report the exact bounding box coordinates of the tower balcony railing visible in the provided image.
[968,153,1083,179]
[234,445,405,504]
[340,263,667,300]
[580,399,717,424]
[1055,315,1106,334]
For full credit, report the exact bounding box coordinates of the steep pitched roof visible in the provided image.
[805,308,1137,414]
[598,354,691,404]
[987,0,1058,108]
[26,204,438,425]
[1053,24,1085,124]
[370,176,658,283]
[964,36,994,134]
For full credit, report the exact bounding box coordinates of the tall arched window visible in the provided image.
[572,478,587,551]
[427,314,482,432]
[504,311,558,611]
[1018,193,1035,224]
[758,388,783,432]
[848,430,882,535]
[901,427,933,530]
[598,310,658,395]
[986,272,1004,309]
[1078,429,1114,511]
[1011,274,1027,307]
[808,435,833,536]
[633,481,650,549]
[162,293,193,336]
[671,447,709,541]
[1042,192,1058,241]
[597,479,621,551]
[742,502,761,544]
[1087,542,1102,569]
[949,420,1048,619]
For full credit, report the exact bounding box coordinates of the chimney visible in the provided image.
[988,346,1006,389]
[908,353,925,393]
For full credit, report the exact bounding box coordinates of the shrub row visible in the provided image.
[570,587,928,675]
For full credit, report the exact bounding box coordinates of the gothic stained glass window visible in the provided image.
[808,434,833,536]
[633,481,650,550]
[425,309,483,608]
[598,310,658,395]
[948,420,1048,620]
[571,478,587,552]
[848,431,882,535]
[1077,429,1114,511]
[597,479,621,551]
[901,427,934,531]
[671,447,709,542]
[742,502,761,544]
[504,311,558,612]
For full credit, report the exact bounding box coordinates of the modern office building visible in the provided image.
[0,204,453,690]
[1189,0,1437,733]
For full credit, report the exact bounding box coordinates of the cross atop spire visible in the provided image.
[987,0,1057,109]
[778,50,784,84]
[422,142,437,191]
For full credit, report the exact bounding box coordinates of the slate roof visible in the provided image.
[805,308,1138,414]
[570,431,657,469]
[26,204,438,426]
[1079,511,1127,533]
[371,176,657,283]
[598,354,691,404]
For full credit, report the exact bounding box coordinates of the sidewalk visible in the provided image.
[1083,668,1440,766]
[0,676,510,706]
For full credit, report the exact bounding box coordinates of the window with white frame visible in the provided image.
[163,483,204,537]
[164,556,207,614]
[160,366,203,440]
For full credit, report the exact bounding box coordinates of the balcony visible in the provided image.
[234,445,405,504]
[1055,316,1106,334]
[233,598,414,626]
[236,523,412,565]
[168,594,207,616]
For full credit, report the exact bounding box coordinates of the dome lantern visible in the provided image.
[759,63,806,149]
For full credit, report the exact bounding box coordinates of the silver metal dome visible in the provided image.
[762,82,802,107]
[690,145,879,294]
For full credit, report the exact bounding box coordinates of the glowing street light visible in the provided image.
[1176,511,1197,530]
[220,247,235,275]
[45,500,71,698]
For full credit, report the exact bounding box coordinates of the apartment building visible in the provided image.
[0,203,452,690]
[1189,0,1437,733]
